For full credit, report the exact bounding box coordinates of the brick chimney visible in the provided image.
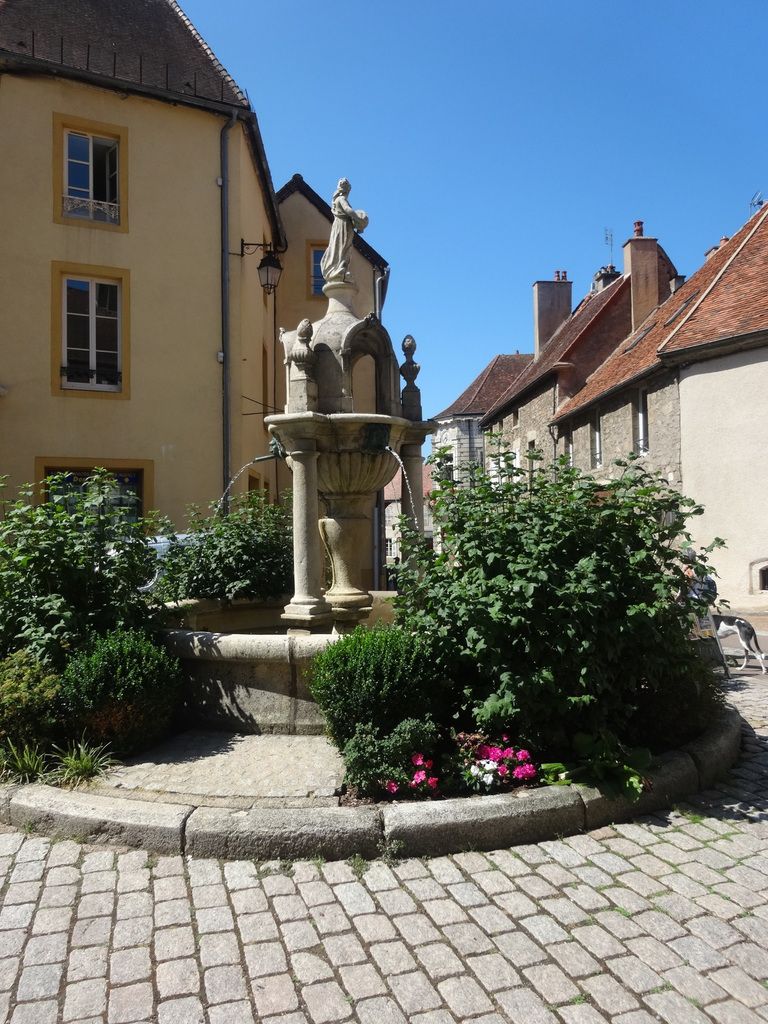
[622,220,662,331]
[533,271,572,359]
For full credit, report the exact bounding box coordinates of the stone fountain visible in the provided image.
[266,177,434,631]
[167,179,435,732]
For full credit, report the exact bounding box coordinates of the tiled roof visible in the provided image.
[480,275,628,427]
[383,464,435,502]
[434,353,532,420]
[0,0,247,107]
[554,203,768,422]
[276,174,389,272]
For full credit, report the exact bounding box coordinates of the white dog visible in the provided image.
[712,614,768,674]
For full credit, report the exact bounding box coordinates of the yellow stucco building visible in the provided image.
[0,0,295,524]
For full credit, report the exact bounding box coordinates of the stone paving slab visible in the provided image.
[95,730,344,805]
[0,672,766,1023]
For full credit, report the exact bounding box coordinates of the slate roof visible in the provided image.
[0,0,246,107]
[480,274,629,427]
[434,353,532,420]
[553,203,768,423]
[275,174,389,273]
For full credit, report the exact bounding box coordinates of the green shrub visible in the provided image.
[155,490,293,603]
[1,740,49,783]
[309,626,450,750]
[0,650,61,745]
[60,629,183,753]
[0,471,160,667]
[49,739,118,788]
[342,718,438,797]
[396,448,724,759]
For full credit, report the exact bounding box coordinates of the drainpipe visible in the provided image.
[220,110,237,512]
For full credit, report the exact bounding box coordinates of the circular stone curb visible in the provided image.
[0,709,743,859]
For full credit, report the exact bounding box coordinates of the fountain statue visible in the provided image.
[265,180,435,629]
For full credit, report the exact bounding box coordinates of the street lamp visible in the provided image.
[239,240,283,294]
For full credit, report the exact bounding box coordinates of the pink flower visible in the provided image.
[513,763,537,780]
[424,759,433,770]
[497,764,509,777]
[501,734,509,742]
[427,776,439,789]
[384,780,399,794]
[411,753,424,766]
[411,770,427,787]
[476,744,491,759]
[501,747,516,760]
[516,749,531,762]
[485,746,504,762]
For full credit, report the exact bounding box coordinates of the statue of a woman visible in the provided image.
[321,178,368,287]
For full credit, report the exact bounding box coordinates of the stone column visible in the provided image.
[399,442,425,533]
[282,442,332,627]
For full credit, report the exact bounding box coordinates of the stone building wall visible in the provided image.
[559,370,681,484]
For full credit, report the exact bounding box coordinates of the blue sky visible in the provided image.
[182,0,767,418]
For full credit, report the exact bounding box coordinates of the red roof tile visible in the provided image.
[554,204,768,422]
[434,354,532,420]
[481,275,629,427]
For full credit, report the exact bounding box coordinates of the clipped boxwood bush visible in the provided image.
[60,629,183,753]
[155,490,292,603]
[0,650,61,746]
[309,626,450,750]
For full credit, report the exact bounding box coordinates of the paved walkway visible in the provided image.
[0,672,767,1024]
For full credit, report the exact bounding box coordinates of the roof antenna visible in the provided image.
[749,191,763,214]
[604,227,614,266]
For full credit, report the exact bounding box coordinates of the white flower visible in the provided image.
[469,765,481,777]
[482,773,494,786]
[480,759,496,771]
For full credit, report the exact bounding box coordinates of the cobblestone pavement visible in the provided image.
[1,673,767,1024]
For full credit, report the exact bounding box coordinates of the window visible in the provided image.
[527,438,536,487]
[35,458,154,522]
[53,114,128,231]
[308,243,326,297]
[590,411,602,469]
[635,389,649,454]
[52,262,130,397]
[62,277,121,390]
[761,567,768,591]
[64,131,119,223]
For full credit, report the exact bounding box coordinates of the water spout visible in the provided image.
[386,446,416,514]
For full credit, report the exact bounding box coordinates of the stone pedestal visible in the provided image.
[319,493,376,613]
[281,444,332,628]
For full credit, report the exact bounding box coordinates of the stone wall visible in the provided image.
[560,370,681,484]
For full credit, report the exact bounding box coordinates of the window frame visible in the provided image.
[307,241,327,299]
[34,457,154,516]
[51,262,131,399]
[635,388,650,455]
[590,410,603,469]
[53,113,129,233]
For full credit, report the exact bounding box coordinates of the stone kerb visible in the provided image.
[0,709,743,859]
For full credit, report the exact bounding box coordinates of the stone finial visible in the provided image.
[400,335,420,388]
[291,318,315,371]
[400,334,422,421]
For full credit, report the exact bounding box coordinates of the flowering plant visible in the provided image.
[383,751,439,798]
[455,731,537,793]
